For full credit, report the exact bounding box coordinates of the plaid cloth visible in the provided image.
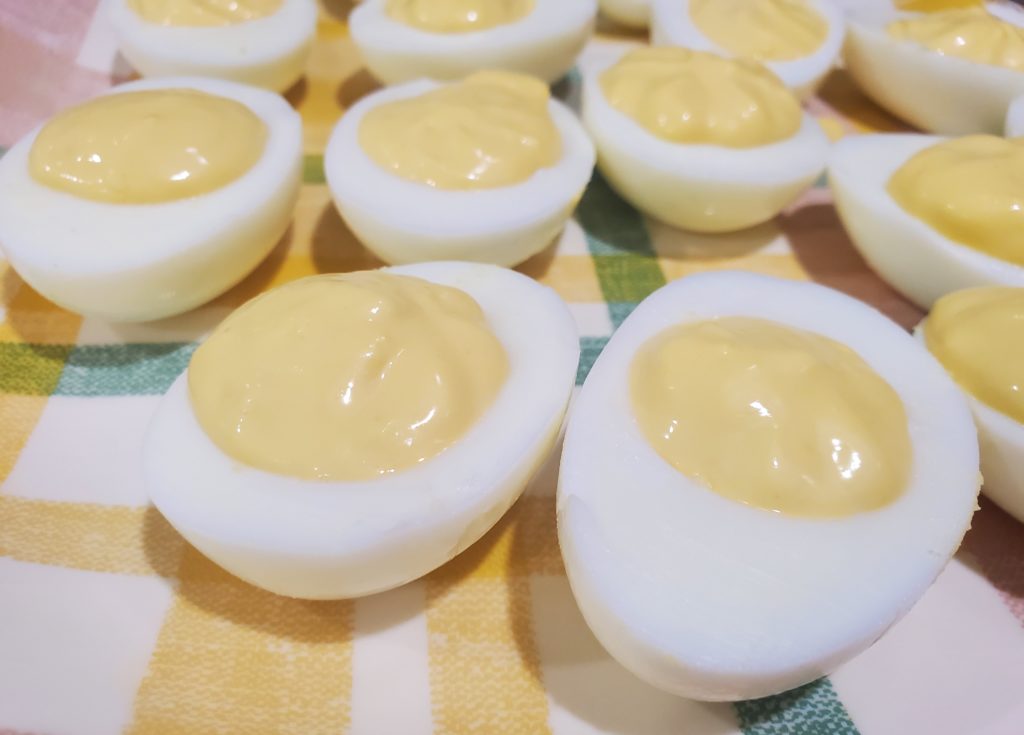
[2,2,1024,734]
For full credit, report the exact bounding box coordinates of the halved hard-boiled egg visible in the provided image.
[325,71,595,266]
[349,0,597,85]
[829,133,1024,309]
[918,287,1024,523]
[1007,93,1024,134]
[0,77,301,322]
[582,47,828,233]
[558,270,980,701]
[145,262,580,599]
[844,3,1024,134]
[650,0,845,98]
[599,0,650,29]
[106,0,317,91]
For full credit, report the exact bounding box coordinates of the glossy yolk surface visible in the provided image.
[888,7,1024,70]
[386,0,534,32]
[128,0,282,26]
[689,0,829,61]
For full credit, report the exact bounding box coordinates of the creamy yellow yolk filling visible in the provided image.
[386,0,534,32]
[188,272,509,482]
[689,0,829,62]
[599,48,802,148]
[631,317,912,517]
[128,0,282,26]
[925,287,1024,423]
[29,89,267,204]
[888,7,1024,70]
[359,71,561,190]
[887,136,1024,267]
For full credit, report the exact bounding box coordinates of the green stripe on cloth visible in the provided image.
[303,154,325,184]
[735,678,860,735]
[55,343,196,396]
[0,343,72,395]
[577,336,608,386]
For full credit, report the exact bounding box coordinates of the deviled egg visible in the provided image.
[350,0,597,85]
[600,0,650,29]
[650,0,845,98]
[145,262,580,599]
[0,77,301,322]
[107,0,317,91]
[844,3,1024,134]
[582,47,828,233]
[325,71,595,266]
[829,133,1024,309]
[559,270,980,701]
[918,287,1024,523]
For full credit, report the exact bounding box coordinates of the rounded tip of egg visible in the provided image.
[106,0,317,92]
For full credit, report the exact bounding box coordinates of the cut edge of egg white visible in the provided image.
[144,261,580,600]
[828,133,1024,310]
[1007,94,1024,135]
[843,2,1024,135]
[324,78,596,267]
[649,0,846,99]
[0,76,302,323]
[348,0,598,85]
[106,0,317,92]
[557,270,980,701]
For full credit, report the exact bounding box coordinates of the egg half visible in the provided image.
[144,261,580,599]
[829,133,1024,310]
[106,0,317,92]
[349,0,597,85]
[324,77,595,266]
[558,270,979,701]
[650,0,846,98]
[0,77,301,322]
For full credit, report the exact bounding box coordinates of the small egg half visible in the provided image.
[106,0,317,91]
[0,77,301,322]
[144,262,580,599]
[829,133,1024,310]
[558,270,979,700]
[349,0,597,85]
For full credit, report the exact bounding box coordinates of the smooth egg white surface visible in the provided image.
[581,58,829,233]
[324,79,595,266]
[914,326,1024,524]
[600,0,650,29]
[844,7,1024,134]
[1007,94,1024,135]
[0,77,301,323]
[649,0,846,99]
[144,262,580,600]
[106,0,316,91]
[558,270,980,701]
[829,133,1024,310]
[349,0,597,84]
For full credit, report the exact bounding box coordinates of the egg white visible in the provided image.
[829,133,1024,310]
[106,0,317,92]
[324,78,595,266]
[599,0,650,29]
[581,58,829,233]
[650,0,846,99]
[844,7,1024,135]
[0,77,302,322]
[1006,94,1024,135]
[558,270,979,701]
[349,0,597,85]
[914,325,1024,524]
[144,261,580,600]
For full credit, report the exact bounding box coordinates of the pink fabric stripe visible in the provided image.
[962,499,1024,627]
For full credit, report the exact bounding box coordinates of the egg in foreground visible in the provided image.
[558,271,979,700]
[325,71,595,266]
[349,0,597,85]
[829,133,1024,309]
[0,77,301,322]
[144,262,580,599]
[106,0,317,91]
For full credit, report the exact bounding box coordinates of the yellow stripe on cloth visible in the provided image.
[0,396,48,481]
[425,496,558,734]
[0,271,83,345]
[658,253,810,283]
[128,547,354,735]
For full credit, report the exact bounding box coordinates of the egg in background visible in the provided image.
[599,0,651,29]
[324,77,595,266]
[558,270,980,701]
[844,2,1024,134]
[145,262,580,600]
[650,0,846,98]
[106,0,317,91]
[349,0,597,85]
[829,134,1024,310]
[0,77,301,322]
[1007,94,1024,134]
